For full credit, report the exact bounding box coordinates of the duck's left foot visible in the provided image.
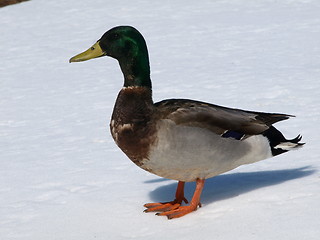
[144,181,188,213]
[156,204,201,219]
[144,201,182,212]
[144,179,205,219]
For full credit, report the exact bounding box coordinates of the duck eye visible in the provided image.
[91,47,95,50]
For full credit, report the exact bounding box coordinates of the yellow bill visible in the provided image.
[69,41,105,63]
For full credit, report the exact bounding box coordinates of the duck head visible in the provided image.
[69,26,151,88]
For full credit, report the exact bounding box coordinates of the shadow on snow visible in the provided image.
[145,167,315,205]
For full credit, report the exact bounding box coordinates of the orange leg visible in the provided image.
[144,181,188,213]
[145,179,205,219]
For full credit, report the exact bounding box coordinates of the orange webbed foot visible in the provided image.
[156,203,201,219]
[144,197,188,213]
[144,179,205,219]
[144,181,187,213]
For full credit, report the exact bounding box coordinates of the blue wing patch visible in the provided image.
[221,130,245,140]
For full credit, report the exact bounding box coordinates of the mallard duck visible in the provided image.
[69,26,304,219]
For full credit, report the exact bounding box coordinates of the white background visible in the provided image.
[1,0,319,239]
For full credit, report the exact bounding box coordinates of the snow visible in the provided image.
[0,0,319,239]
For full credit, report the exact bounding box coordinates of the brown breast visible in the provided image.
[110,87,157,166]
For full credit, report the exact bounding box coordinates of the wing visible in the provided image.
[154,99,293,138]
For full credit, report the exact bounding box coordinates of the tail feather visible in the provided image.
[262,126,304,156]
[290,134,304,144]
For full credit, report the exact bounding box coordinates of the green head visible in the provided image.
[70,26,151,88]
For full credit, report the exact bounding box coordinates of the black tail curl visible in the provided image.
[263,126,305,156]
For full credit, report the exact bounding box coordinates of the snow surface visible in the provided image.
[1,0,319,239]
